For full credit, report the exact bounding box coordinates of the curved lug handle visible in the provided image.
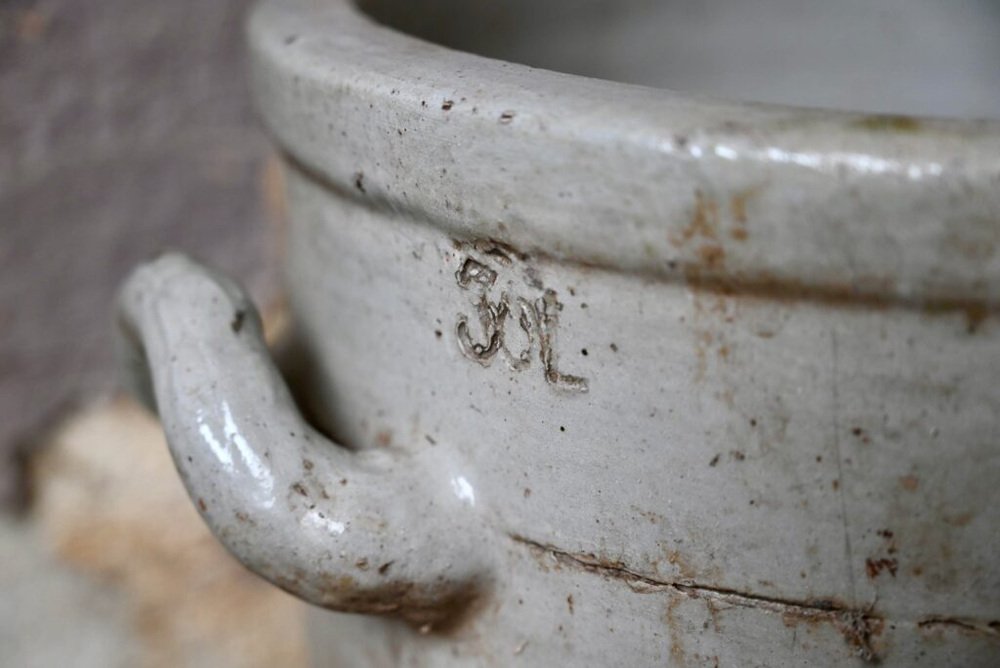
[116,253,492,625]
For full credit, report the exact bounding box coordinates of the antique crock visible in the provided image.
[118,0,1000,664]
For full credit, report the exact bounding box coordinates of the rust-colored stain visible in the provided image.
[696,243,726,270]
[684,270,897,312]
[850,427,871,444]
[666,550,697,581]
[837,613,886,662]
[899,474,919,492]
[660,271,990,336]
[375,429,393,447]
[850,114,922,133]
[729,183,764,239]
[445,221,994,340]
[730,192,750,224]
[672,186,762,272]
[664,595,686,666]
[865,557,899,579]
[672,190,726,271]
[506,534,1000,662]
[688,292,738,383]
[944,512,974,527]
[704,597,723,633]
[876,529,897,550]
[681,191,719,243]
[963,304,988,334]
[781,606,886,662]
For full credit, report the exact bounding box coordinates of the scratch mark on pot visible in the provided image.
[829,329,858,607]
[918,618,1000,636]
[509,533,891,662]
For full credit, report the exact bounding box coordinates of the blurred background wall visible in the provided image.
[1,0,282,508]
[1,2,303,665]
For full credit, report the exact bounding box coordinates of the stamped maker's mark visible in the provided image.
[454,241,588,393]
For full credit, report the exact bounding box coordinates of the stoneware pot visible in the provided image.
[118,0,1000,665]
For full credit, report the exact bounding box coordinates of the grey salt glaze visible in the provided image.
[118,0,1000,665]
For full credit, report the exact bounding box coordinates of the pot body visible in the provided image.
[238,0,1000,665]
[282,166,999,667]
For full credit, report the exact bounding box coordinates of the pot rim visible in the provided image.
[249,0,1000,310]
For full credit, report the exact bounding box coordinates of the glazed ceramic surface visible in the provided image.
[119,0,1000,665]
